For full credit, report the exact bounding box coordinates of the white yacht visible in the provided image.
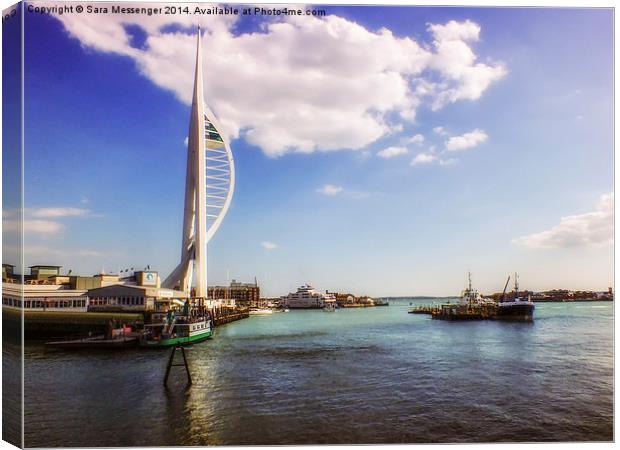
[280,285,337,309]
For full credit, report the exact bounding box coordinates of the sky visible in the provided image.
[4,3,614,296]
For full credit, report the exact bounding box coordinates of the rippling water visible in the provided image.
[20,300,613,446]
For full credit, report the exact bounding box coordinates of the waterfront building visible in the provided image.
[1,265,181,313]
[28,265,62,281]
[163,29,235,297]
[208,279,260,307]
[2,266,106,312]
[281,285,337,309]
[86,284,187,312]
[329,291,377,308]
[2,282,88,311]
[2,263,18,282]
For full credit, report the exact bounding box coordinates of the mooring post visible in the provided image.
[181,346,192,385]
[163,344,192,387]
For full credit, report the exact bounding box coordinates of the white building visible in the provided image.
[2,282,88,312]
[280,285,337,309]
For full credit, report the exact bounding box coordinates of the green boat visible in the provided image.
[141,316,212,347]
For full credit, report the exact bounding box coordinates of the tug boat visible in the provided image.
[431,273,496,320]
[495,273,535,321]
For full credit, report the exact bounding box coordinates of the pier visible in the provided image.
[211,307,249,326]
[5,304,249,340]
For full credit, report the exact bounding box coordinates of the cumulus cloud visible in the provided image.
[411,153,437,166]
[427,20,507,110]
[261,241,278,250]
[377,146,408,159]
[3,206,100,237]
[445,128,488,151]
[407,134,425,145]
[47,5,506,156]
[28,207,91,218]
[439,158,458,166]
[317,184,343,196]
[433,126,448,135]
[514,193,614,249]
[3,219,63,236]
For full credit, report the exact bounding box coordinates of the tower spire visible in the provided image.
[163,27,235,299]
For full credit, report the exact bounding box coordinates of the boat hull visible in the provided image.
[494,303,535,321]
[46,336,139,349]
[141,329,212,347]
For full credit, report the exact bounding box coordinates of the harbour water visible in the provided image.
[20,299,613,446]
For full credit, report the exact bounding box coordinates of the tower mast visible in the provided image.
[163,28,235,298]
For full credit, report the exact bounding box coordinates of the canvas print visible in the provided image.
[1,1,614,447]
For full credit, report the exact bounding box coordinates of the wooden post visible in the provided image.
[163,344,192,387]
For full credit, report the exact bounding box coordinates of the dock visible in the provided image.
[6,305,249,340]
[211,307,249,326]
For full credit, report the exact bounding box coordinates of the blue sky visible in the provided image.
[11,5,613,296]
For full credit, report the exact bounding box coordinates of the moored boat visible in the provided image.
[46,325,140,349]
[46,333,139,349]
[141,301,212,347]
[249,308,274,315]
[431,272,496,320]
[494,273,535,321]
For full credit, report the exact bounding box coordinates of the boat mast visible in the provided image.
[467,271,472,305]
[514,272,519,297]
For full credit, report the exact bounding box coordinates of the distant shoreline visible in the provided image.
[382,296,613,303]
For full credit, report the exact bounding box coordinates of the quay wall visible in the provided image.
[209,306,249,326]
[4,309,143,339]
[6,306,249,339]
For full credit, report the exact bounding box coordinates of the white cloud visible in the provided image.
[439,158,458,166]
[28,207,91,218]
[3,219,64,236]
[428,19,481,42]
[184,136,189,146]
[261,241,279,250]
[513,193,614,249]
[411,153,437,166]
[407,134,425,145]
[22,245,104,259]
[445,128,488,152]
[48,8,506,157]
[317,184,343,196]
[433,126,448,135]
[427,20,507,110]
[3,206,101,237]
[377,146,408,159]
